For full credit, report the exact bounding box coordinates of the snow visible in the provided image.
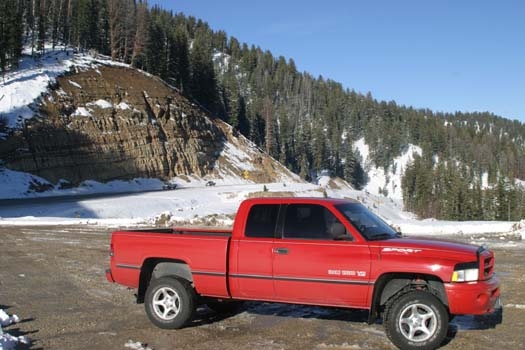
[220,141,256,171]
[0,168,52,199]
[0,173,522,248]
[0,167,166,200]
[88,99,113,109]
[125,340,152,350]
[68,80,82,89]
[0,179,317,227]
[0,309,29,350]
[0,47,76,129]
[0,310,19,327]
[0,45,129,133]
[353,138,421,201]
[117,102,130,110]
[72,106,92,117]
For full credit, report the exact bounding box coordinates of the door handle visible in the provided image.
[274,247,289,255]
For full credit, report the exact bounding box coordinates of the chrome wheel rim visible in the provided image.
[152,287,181,321]
[398,303,437,342]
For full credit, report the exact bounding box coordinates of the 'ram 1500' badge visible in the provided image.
[328,269,367,277]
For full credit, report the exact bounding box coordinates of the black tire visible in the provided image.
[207,300,243,314]
[144,277,195,329]
[384,291,449,350]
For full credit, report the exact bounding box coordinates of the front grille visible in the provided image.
[479,249,495,280]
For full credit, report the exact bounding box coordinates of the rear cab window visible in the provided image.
[245,204,280,238]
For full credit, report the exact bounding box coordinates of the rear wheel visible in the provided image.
[384,291,448,350]
[144,277,195,329]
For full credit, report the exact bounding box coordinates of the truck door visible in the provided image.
[272,204,372,308]
[228,204,279,300]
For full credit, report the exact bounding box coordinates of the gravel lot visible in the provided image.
[0,226,523,350]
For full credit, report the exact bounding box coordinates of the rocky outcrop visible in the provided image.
[0,65,226,184]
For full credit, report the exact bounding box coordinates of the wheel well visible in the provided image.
[137,258,192,303]
[367,273,448,324]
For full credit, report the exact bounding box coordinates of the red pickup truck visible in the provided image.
[106,197,501,350]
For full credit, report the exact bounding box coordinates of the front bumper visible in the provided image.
[445,275,500,315]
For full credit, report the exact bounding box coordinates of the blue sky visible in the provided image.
[150,1,524,122]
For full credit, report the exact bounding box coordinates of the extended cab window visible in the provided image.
[283,204,345,240]
[245,204,280,238]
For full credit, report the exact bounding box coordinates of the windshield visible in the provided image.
[335,203,399,241]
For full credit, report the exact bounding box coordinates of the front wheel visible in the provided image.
[144,277,195,329]
[384,291,448,350]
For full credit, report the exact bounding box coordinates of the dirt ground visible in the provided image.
[0,225,523,350]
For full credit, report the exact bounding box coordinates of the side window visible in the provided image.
[245,204,280,238]
[283,204,344,240]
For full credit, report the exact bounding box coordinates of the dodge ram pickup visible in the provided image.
[106,197,501,350]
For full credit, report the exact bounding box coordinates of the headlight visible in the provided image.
[452,261,479,282]
[451,268,479,282]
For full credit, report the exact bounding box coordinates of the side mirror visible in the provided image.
[329,222,353,241]
[333,234,353,241]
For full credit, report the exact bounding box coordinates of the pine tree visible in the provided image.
[0,0,23,77]
[262,97,277,156]
[144,19,166,77]
[237,95,249,137]
[37,0,47,54]
[220,65,240,126]
[108,0,125,60]
[168,25,190,93]
[189,28,218,114]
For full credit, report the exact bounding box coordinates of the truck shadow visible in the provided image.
[243,302,370,322]
[443,307,503,347]
[191,301,504,350]
[190,301,369,327]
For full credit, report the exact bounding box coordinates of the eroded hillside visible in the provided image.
[0,64,296,186]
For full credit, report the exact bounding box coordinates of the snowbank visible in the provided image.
[0,176,521,246]
[395,219,517,236]
[0,168,166,200]
[0,309,29,350]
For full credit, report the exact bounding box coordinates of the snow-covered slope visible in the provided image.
[354,137,422,201]
[0,175,522,245]
[0,46,128,132]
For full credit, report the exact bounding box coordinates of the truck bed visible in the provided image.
[109,227,232,297]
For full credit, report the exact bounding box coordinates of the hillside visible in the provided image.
[0,49,299,196]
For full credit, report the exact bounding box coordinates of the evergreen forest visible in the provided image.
[1,0,524,221]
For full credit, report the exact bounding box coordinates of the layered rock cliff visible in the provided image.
[0,64,295,186]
